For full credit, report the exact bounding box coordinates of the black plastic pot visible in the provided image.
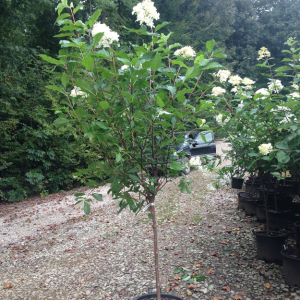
[281,249,300,286]
[253,230,288,262]
[268,210,290,231]
[244,197,262,217]
[232,177,244,189]
[245,181,261,195]
[276,197,293,211]
[237,192,251,210]
[278,185,294,198]
[256,205,267,223]
[135,294,184,300]
[296,221,300,249]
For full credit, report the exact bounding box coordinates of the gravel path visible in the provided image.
[0,142,299,300]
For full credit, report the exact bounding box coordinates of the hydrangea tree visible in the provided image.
[41,0,226,298]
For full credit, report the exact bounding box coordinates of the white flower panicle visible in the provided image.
[215,70,231,83]
[92,22,119,48]
[255,88,270,99]
[174,46,196,58]
[258,47,271,60]
[268,79,284,93]
[70,86,87,98]
[199,119,206,127]
[279,114,297,124]
[132,0,160,28]
[242,77,255,86]
[216,114,229,126]
[231,87,238,93]
[258,143,272,155]
[290,92,300,99]
[238,100,244,108]
[121,65,129,70]
[292,83,299,90]
[228,75,242,86]
[212,86,226,97]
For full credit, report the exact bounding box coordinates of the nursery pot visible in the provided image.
[253,230,288,262]
[267,210,290,231]
[245,181,261,195]
[135,294,184,300]
[276,197,293,211]
[237,192,251,210]
[231,177,244,189]
[256,205,267,223]
[244,197,263,217]
[278,185,294,198]
[296,221,300,249]
[281,249,300,286]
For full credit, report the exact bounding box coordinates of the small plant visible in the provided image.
[173,266,206,284]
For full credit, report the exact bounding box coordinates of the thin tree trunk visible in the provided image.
[149,195,161,300]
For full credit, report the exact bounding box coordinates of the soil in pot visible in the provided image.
[281,248,300,286]
[237,192,251,210]
[232,177,244,189]
[253,230,288,262]
[244,197,263,217]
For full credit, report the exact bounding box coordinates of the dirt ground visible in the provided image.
[0,141,299,300]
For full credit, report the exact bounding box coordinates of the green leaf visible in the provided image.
[46,85,65,94]
[174,267,181,274]
[73,4,84,14]
[68,61,76,75]
[195,275,206,282]
[87,9,102,27]
[171,117,177,127]
[61,73,69,88]
[150,53,162,73]
[116,153,122,163]
[83,202,90,215]
[276,151,290,163]
[100,101,109,110]
[92,32,104,48]
[156,96,165,108]
[39,54,63,65]
[53,118,69,127]
[155,21,169,32]
[167,86,176,96]
[182,274,191,281]
[276,66,292,72]
[148,213,152,220]
[236,123,243,132]
[128,174,140,181]
[75,193,85,196]
[275,142,290,150]
[82,56,94,71]
[92,194,103,201]
[206,40,216,53]
[170,161,183,171]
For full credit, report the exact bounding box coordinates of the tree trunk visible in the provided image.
[148,195,161,300]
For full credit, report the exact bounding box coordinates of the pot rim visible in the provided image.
[252,229,289,238]
[281,249,300,261]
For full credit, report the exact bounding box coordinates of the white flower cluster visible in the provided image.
[268,79,284,93]
[290,92,300,99]
[255,88,270,99]
[216,114,229,126]
[214,70,231,83]
[174,46,196,58]
[132,0,160,28]
[92,22,119,48]
[228,75,242,86]
[279,114,297,124]
[212,86,226,97]
[121,65,129,70]
[199,119,206,127]
[242,77,255,86]
[258,143,272,155]
[238,100,244,108]
[257,47,271,60]
[70,86,87,98]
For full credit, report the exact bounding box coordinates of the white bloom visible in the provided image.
[242,77,255,85]
[244,85,253,90]
[132,0,159,28]
[255,88,270,99]
[215,70,231,83]
[121,65,129,70]
[268,79,283,93]
[257,47,271,60]
[231,87,238,93]
[212,86,226,96]
[238,100,244,108]
[292,83,299,90]
[228,75,242,86]
[290,92,300,99]
[278,106,291,112]
[92,22,119,48]
[199,119,206,127]
[258,143,272,155]
[279,113,297,124]
[216,114,229,126]
[174,46,196,58]
[70,86,87,98]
